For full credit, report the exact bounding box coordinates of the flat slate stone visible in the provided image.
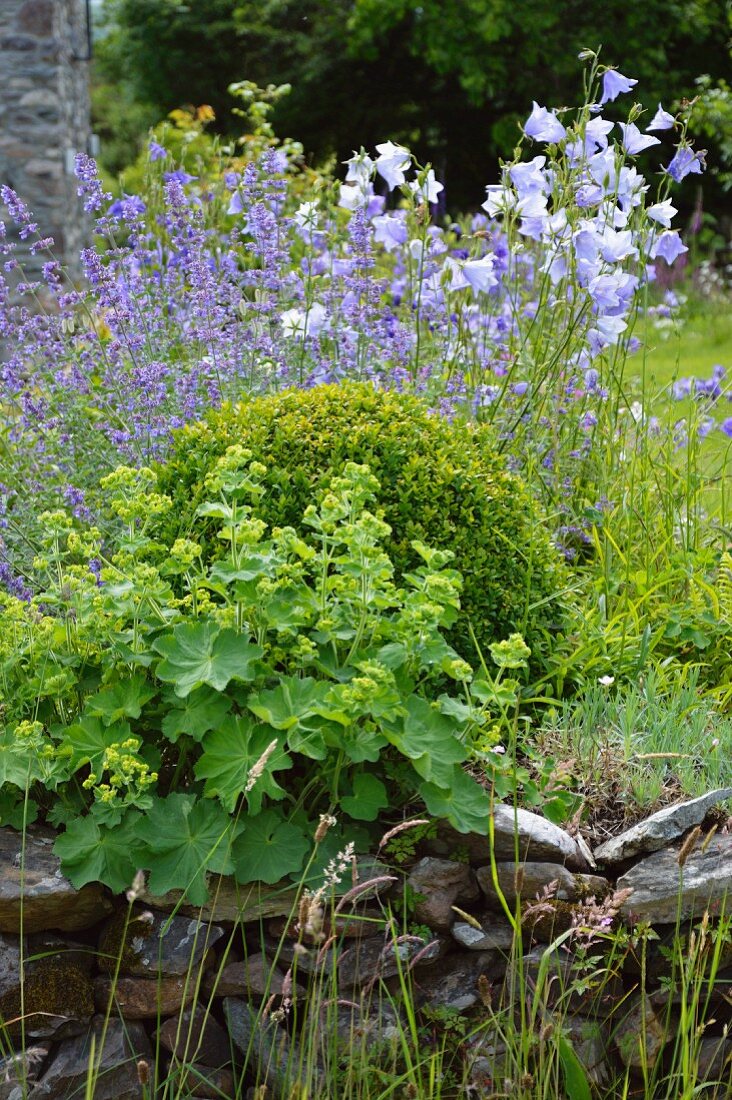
[223,998,322,1100]
[98,908,223,978]
[0,828,112,933]
[452,919,515,952]
[595,789,732,866]
[428,809,588,870]
[157,1003,231,1067]
[618,834,732,924]
[414,952,500,1012]
[30,1019,150,1100]
[142,877,300,924]
[204,953,286,998]
[93,975,194,1019]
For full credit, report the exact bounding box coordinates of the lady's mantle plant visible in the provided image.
[0,453,524,902]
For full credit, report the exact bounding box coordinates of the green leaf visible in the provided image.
[341,773,389,821]
[247,677,331,759]
[0,731,43,788]
[65,716,133,773]
[387,696,466,788]
[375,642,408,669]
[135,794,235,905]
[196,501,233,521]
[161,686,232,743]
[232,811,310,884]
[556,1033,593,1100]
[54,809,142,894]
[436,694,474,723]
[247,676,325,729]
[195,715,292,813]
[260,585,317,632]
[420,767,490,834]
[0,789,38,829]
[153,622,263,697]
[209,550,278,584]
[85,674,157,725]
[322,721,388,763]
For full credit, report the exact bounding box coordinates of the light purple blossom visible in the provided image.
[666,146,705,182]
[646,199,677,228]
[650,230,688,265]
[373,213,408,252]
[618,123,661,156]
[646,104,675,132]
[524,102,566,143]
[462,256,499,295]
[374,141,411,190]
[600,69,638,104]
[585,117,614,153]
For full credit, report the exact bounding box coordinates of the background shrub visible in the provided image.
[155,382,569,667]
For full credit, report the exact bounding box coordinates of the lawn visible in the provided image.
[638,298,732,389]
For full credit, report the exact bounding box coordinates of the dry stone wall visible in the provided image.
[3,793,732,1096]
[0,0,91,274]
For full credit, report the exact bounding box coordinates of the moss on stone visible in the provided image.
[97,908,154,975]
[0,960,93,1039]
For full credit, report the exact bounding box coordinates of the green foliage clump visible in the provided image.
[156,383,568,668]
[0,456,532,901]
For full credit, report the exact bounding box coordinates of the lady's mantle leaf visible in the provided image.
[84,674,157,725]
[135,793,235,905]
[420,767,490,835]
[232,811,310,884]
[54,809,142,893]
[0,731,43,788]
[341,773,389,821]
[247,676,330,759]
[153,622,263,697]
[161,686,232,743]
[247,676,326,729]
[386,695,466,787]
[195,715,292,813]
[65,716,133,773]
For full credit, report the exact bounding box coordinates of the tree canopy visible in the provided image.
[95,0,732,209]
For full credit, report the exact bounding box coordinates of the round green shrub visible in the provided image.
[155,383,568,665]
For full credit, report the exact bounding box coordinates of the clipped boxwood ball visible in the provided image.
[155,383,568,665]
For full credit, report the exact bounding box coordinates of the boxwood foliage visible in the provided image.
[156,383,568,665]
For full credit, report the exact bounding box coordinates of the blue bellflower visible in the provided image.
[524,102,566,143]
[666,146,705,182]
[646,104,675,132]
[600,69,637,104]
[618,123,661,156]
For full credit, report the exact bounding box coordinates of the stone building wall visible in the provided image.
[0,0,92,273]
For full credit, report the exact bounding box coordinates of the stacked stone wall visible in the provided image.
[0,0,91,273]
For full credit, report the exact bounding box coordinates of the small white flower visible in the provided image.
[598,675,615,686]
[409,168,444,204]
[294,200,318,229]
